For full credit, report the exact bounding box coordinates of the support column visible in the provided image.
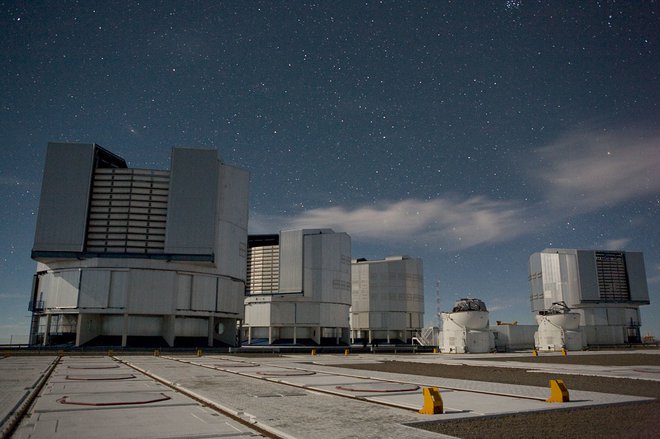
[43,314,52,346]
[76,314,101,347]
[207,315,214,347]
[248,326,252,344]
[293,326,297,345]
[268,326,273,345]
[121,313,128,347]
[163,315,175,347]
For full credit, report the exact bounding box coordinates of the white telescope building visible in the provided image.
[29,143,249,347]
[440,298,495,353]
[350,256,424,344]
[529,248,650,346]
[243,229,352,345]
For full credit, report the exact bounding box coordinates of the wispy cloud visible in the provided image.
[250,196,533,250]
[534,128,660,212]
[646,264,660,285]
[250,126,659,251]
[604,238,631,250]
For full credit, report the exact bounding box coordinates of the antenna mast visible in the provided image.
[435,279,441,326]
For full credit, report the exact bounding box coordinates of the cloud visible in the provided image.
[646,264,660,285]
[534,128,660,212]
[250,196,533,250]
[604,238,631,250]
[249,126,659,252]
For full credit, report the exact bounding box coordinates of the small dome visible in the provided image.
[452,298,488,312]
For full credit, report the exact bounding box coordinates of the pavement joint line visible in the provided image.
[178,355,551,404]
[159,355,426,414]
[126,355,654,423]
[0,355,60,438]
[295,362,556,402]
[214,359,469,413]
[114,356,296,439]
[275,360,555,403]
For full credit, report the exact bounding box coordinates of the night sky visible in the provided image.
[1,1,658,341]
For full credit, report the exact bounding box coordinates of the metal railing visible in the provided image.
[28,300,45,312]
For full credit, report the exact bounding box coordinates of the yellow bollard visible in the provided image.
[344,348,350,356]
[418,387,443,414]
[196,349,203,357]
[311,349,317,356]
[153,349,160,357]
[546,379,569,403]
[532,349,538,357]
[432,347,438,354]
[561,347,568,356]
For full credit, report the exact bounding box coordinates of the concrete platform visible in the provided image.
[3,352,656,439]
[178,354,648,416]
[10,356,265,438]
[0,356,57,437]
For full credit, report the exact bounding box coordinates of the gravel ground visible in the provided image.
[332,353,660,439]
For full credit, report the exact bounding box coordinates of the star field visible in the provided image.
[0,1,658,339]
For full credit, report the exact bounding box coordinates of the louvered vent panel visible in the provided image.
[86,168,169,254]
[246,245,280,294]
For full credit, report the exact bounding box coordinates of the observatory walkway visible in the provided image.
[2,352,654,438]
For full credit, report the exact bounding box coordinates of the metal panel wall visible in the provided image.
[560,252,581,306]
[279,229,304,293]
[540,253,562,307]
[303,232,351,303]
[127,269,176,314]
[52,270,80,308]
[577,250,600,301]
[625,252,650,303]
[176,274,192,310]
[319,303,350,327]
[217,163,249,226]
[582,308,609,325]
[215,222,248,280]
[351,263,370,312]
[79,270,110,308]
[271,302,295,324]
[528,253,544,311]
[350,256,423,331]
[108,271,127,308]
[191,275,216,311]
[295,302,320,324]
[216,277,244,316]
[164,148,218,255]
[215,163,249,278]
[606,308,626,325]
[404,258,424,315]
[33,143,96,253]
